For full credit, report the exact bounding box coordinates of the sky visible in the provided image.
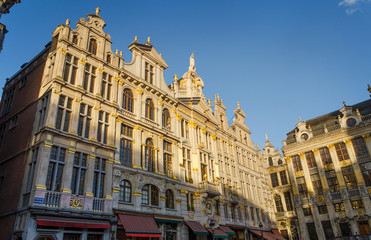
[0,0,370,151]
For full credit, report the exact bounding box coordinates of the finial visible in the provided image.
[343,101,346,107]
[135,35,138,41]
[265,132,269,142]
[368,84,371,97]
[120,51,123,57]
[299,117,302,122]
[207,99,211,106]
[65,19,70,26]
[173,75,178,81]
[147,37,151,43]
[95,7,100,15]
[237,102,240,108]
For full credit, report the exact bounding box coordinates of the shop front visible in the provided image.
[117,214,162,239]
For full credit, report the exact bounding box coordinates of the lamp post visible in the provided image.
[209,217,215,240]
[259,221,263,240]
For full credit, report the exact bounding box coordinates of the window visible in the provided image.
[38,94,49,129]
[0,124,5,148]
[326,170,339,192]
[187,192,195,211]
[145,99,154,120]
[119,180,131,203]
[224,204,229,218]
[64,233,81,240]
[76,104,91,138]
[342,166,357,190]
[280,170,288,185]
[339,222,352,237]
[274,195,284,212]
[71,152,87,195]
[270,173,279,187]
[162,109,171,129]
[292,155,303,172]
[303,207,312,216]
[93,157,105,198]
[63,54,78,84]
[360,162,371,186]
[311,174,323,195]
[144,139,155,172]
[19,76,27,88]
[319,147,332,165]
[181,119,189,139]
[297,177,308,198]
[46,146,66,192]
[334,202,345,212]
[8,115,18,129]
[89,39,97,55]
[97,111,109,144]
[335,142,349,161]
[2,85,15,115]
[55,95,72,132]
[305,151,317,168]
[101,72,112,100]
[106,54,111,64]
[278,159,283,164]
[250,207,255,220]
[163,141,173,177]
[256,208,260,221]
[122,89,134,112]
[26,148,39,193]
[183,148,192,181]
[351,200,364,209]
[165,189,174,209]
[268,157,273,166]
[318,205,328,214]
[72,35,78,45]
[120,124,133,167]
[244,207,249,220]
[144,62,154,84]
[306,223,318,240]
[284,191,293,211]
[83,63,96,93]
[322,221,334,239]
[215,200,220,216]
[352,137,370,161]
[141,184,159,206]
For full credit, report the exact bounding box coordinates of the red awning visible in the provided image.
[119,214,162,238]
[185,221,209,235]
[36,216,110,229]
[219,225,236,236]
[271,229,285,240]
[206,228,229,238]
[250,230,277,240]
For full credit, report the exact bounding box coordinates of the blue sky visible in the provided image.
[1,0,370,151]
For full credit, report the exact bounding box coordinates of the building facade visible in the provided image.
[281,99,371,240]
[0,0,20,52]
[0,9,282,240]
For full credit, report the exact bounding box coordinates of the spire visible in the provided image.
[265,132,269,142]
[95,7,100,15]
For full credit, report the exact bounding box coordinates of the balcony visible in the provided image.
[331,192,341,200]
[45,191,61,207]
[93,198,104,212]
[348,188,360,197]
[357,155,371,164]
[199,181,220,197]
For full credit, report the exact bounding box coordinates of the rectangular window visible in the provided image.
[303,207,312,216]
[93,157,105,198]
[318,205,328,214]
[26,147,39,193]
[83,63,96,93]
[305,151,317,168]
[306,223,318,240]
[280,170,288,185]
[38,94,49,129]
[121,124,133,137]
[341,166,357,190]
[360,162,371,187]
[297,177,308,198]
[256,208,260,221]
[71,152,87,195]
[319,147,332,165]
[19,76,27,88]
[164,141,173,177]
[8,115,18,129]
[142,185,149,205]
[326,170,339,193]
[46,146,66,192]
[352,137,370,161]
[183,148,191,180]
[250,207,255,220]
[292,155,303,172]
[120,139,133,166]
[224,204,229,218]
[55,95,72,132]
[144,62,154,84]
[311,174,323,195]
[284,191,293,211]
[63,53,78,84]
[270,172,279,187]
[97,111,109,144]
[0,124,5,148]
[322,221,334,239]
[1,85,15,115]
[335,142,349,161]
[77,103,92,138]
[101,72,112,100]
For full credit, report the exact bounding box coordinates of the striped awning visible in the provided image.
[185,221,208,235]
[250,230,278,240]
[119,214,162,237]
[271,229,285,240]
[36,216,110,229]
[207,228,229,239]
[219,225,236,236]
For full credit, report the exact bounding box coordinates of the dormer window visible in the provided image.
[88,39,97,55]
[72,35,78,45]
[145,62,154,84]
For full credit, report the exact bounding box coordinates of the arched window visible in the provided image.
[278,159,283,165]
[162,109,171,129]
[274,195,284,213]
[123,89,134,112]
[119,180,131,202]
[268,157,273,166]
[144,139,155,172]
[106,54,111,64]
[88,39,97,55]
[72,35,78,45]
[141,184,159,206]
[165,189,174,209]
[145,99,154,120]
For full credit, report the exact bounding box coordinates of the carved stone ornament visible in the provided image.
[113,170,121,177]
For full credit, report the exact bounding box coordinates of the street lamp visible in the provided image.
[259,221,263,240]
[209,217,215,240]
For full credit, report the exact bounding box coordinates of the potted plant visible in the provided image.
[191,205,195,211]
[189,177,193,184]
[185,176,188,182]
[187,204,191,211]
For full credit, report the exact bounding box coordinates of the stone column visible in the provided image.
[89,107,100,142]
[133,126,142,168]
[54,48,67,79]
[135,89,143,120]
[158,136,164,175]
[76,59,86,89]
[83,153,96,211]
[362,134,371,155]
[69,99,81,136]
[104,159,113,212]
[299,152,314,195]
[312,149,330,192]
[285,156,299,197]
[327,144,347,189]
[111,76,119,105]
[60,148,75,208]
[45,92,61,129]
[344,139,365,186]
[95,67,103,97]
[108,113,116,147]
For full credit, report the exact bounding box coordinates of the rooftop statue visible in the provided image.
[189,51,196,72]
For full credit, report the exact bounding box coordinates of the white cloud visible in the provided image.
[339,0,370,14]
[345,7,360,14]
[339,0,359,6]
